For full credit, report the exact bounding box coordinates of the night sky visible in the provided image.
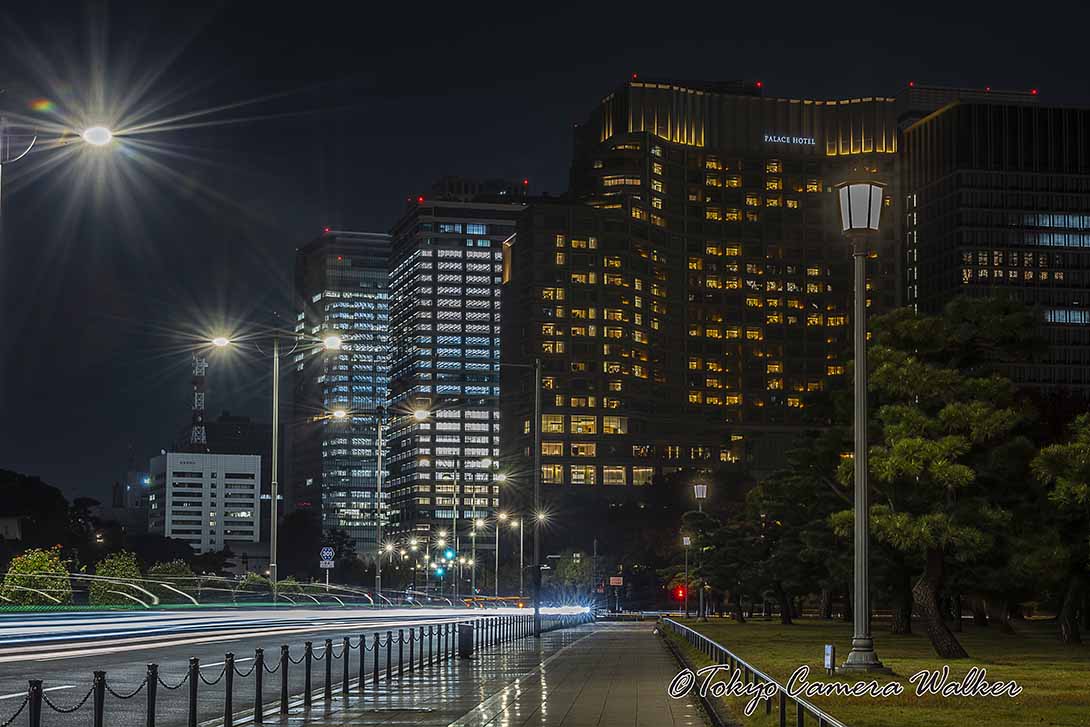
[3,1,1089,503]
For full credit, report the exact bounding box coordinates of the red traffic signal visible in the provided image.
[674,586,686,601]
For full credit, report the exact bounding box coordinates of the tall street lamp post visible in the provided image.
[693,483,708,619]
[836,177,888,672]
[374,406,388,596]
[512,518,524,597]
[495,512,507,597]
[682,535,691,618]
[213,330,342,605]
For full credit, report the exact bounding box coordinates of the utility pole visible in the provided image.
[532,358,542,637]
[269,337,280,604]
[375,407,385,596]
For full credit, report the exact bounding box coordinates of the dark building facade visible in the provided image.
[288,230,391,554]
[386,193,525,541]
[500,80,903,494]
[903,100,1090,389]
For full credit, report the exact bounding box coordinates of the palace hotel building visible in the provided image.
[500,79,958,497]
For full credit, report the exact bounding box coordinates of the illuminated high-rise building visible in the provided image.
[386,189,526,543]
[904,97,1090,390]
[288,230,390,553]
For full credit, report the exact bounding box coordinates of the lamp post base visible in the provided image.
[841,639,892,673]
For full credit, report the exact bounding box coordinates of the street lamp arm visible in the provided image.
[3,134,35,163]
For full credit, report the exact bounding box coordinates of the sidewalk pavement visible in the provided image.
[284,621,706,727]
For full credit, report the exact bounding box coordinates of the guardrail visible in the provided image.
[661,617,848,727]
[1,612,593,726]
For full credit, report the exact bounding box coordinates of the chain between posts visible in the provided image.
[198,666,227,686]
[41,686,94,713]
[105,676,149,699]
[157,670,190,690]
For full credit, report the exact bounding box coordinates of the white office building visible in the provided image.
[149,452,261,553]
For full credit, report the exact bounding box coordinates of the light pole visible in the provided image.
[495,512,507,597]
[374,406,387,596]
[682,535,691,618]
[471,519,482,594]
[692,483,707,619]
[836,177,888,672]
[213,330,340,603]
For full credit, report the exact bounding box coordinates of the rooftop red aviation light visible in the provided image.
[417,196,424,204]
[323,227,331,233]
[1031,88,1039,95]
[908,80,916,88]
[522,178,529,186]
[755,80,763,88]
[631,72,638,80]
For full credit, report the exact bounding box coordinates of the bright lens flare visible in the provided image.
[211,336,231,347]
[332,409,347,419]
[81,126,114,146]
[323,334,343,350]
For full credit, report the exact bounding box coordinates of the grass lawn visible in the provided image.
[665,616,1090,727]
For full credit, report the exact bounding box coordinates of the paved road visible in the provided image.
[0,608,540,727]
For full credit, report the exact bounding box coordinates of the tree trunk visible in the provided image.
[1058,573,1085,644]
[729,593,746,623]
[776,583,793,625]
[841,583,853,622]
[986,598,1014,634]
[913,548,969,659]
[890,566,913,634]
[972,597,989,627]
[820,588,833,619]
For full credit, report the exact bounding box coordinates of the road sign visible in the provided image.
[609,576,623,587]
[319,561,335,569]
[320,547,335,561]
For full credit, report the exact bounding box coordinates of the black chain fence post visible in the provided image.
[397,629,404,678]
[303,642,313,710]
[372,634,379,689]
[187,658,199,727]
[385,631,392,681]
[418,626,424,671]
[428,626,434,665]
[407,629,414,674]
[27,680,42,727]
[92,671,105,727]
[146,664,158,727]
[357,635,365,695]
[223,654,234,727]
[279,646,289,716]
[323,639,332,708]
[253,649,264,725]
[341,637,349,702]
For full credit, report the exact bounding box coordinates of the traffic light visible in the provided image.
[444,548,455,560]
[675,586,687,601]
[434,567,446,577]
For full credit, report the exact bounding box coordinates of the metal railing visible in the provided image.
[661,617,848,727]
[2,612,593,726]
